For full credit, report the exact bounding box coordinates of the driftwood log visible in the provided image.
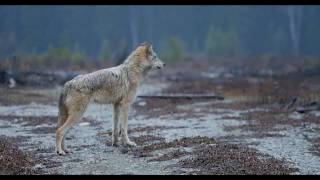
[295,102,320,113]
[0,69,80,87]
[292,100,320,113]
[137,93,224,100]
[296,106,319,113]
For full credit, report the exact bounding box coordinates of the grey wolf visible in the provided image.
[55,43,165,155]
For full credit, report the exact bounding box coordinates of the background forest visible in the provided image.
[0,5,319,70]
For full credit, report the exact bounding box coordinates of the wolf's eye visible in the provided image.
[152,55,156,60]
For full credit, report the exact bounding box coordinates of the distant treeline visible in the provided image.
[0,5,320,62]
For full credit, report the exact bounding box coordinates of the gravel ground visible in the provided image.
[1,65,320,175]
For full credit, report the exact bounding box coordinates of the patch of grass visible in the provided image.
[128,126,187,134]
[129,136,298,175]
[131,136,217,158]
[307,137,320,157]
[179,143,298,175]
[0,136,43,175]
[130,135,166,146]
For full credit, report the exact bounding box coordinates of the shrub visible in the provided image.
[161,36,186,62]
[205,26,241,58]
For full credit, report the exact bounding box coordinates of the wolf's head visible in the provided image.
[128,42,165,71]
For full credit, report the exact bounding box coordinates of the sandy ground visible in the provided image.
[1,66,320,175]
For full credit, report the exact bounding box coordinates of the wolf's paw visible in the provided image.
[63,149,72,154]
[123,140,137,147]
[112,140,119,147]
[56,150,66,156]
[112,136,120,147]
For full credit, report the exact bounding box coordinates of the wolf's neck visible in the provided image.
[122,60,150,87]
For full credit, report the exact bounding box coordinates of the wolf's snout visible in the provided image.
[156,62,165,69]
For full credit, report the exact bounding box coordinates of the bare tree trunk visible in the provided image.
[146,7,153,43]
[287,6,302,57]
[192,37,199,54]
[129,6,139,50]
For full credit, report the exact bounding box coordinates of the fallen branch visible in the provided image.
[296,106,319,114]
[295,101,320,113]
[137,93,224,100]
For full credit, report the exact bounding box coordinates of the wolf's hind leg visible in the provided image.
[57,97,69,153]
[58,114,71,153]
[56,99,88,155]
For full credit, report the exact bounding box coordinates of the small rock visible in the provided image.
[33,163,44,169]
[138,101,146,106]
[224,73,234,79]
[312,111,320,117]
[289,112,304,120]
[9,78,16,88]
[79,122,90,126]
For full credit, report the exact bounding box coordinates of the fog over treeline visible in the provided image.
[0,5,320,60]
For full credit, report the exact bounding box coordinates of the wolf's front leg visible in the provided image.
[112,103,120,147]
[119,104,137,147]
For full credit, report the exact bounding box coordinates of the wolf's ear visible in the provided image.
[139,42,152,56]
[140,42,152,55]
[147,44,153,54]
[140,41,151,47]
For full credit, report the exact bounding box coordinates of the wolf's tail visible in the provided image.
[57,89,68,128]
